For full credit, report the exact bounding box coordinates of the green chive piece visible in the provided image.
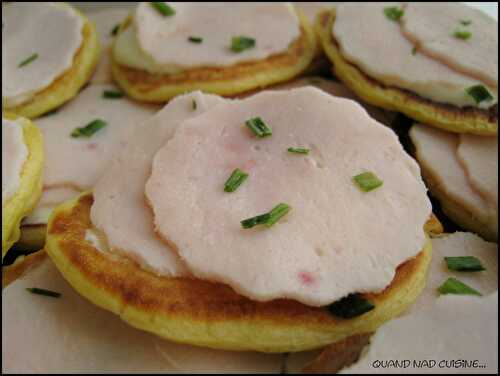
[288,147,310,155]
[460,19,472,26]
[245,117,272,138]
[466,85,493,104]
[265,203,291,227]
[110,23,120,36]
[224,168,249,193]
[192,99,197,110]
[438,277,482,296]
[102,90,124,99]
[151,2,175,16]
[445,256,485,272]
[383,6,404,21]
[18,53,38,68]
[353,172,383,192]
[453,29,471,40]
[26,287,61,298]
[231,36,256,52]
[328,293,375,319]
[241,203,291,229]
[71,119,107,138]
[188,36,203,44]
[411,46,417,56]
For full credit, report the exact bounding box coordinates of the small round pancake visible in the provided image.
[111,10,316,103]
[45,192,434,353]
[2,114,44,259]
[314,8,498,136]
[5,5,100,119]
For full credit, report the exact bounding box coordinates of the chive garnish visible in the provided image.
[353,172,383,192]
[18,53,38,68]
[411,46,417,55]
[241,203,291,229]
[453,29,471,40]
[231,36,256,52]
[151,2,175,16]
[110,23,120,36]
[192,99,197,110]
[26,287,61,298]
[188,36,203,44]
[459,19,472,26]
[224,168,249,192]
[71,119,107,138]
[383,6,404,21]
[445,256,485,272]
[288,147,310,154]
[466,85,493,104]
[328,293,375,319]
[438,277,482,296]
[245,117,272,138]
[102,90,124,99]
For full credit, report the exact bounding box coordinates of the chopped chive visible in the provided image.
[150,2,175,16]
[383,6,404,21]
[241,203,291,229]
[188,36,203,44]
[445,256,485,272]
[353,172,383,192]
[231,36,256,53]
[265,203,291,227]
[18,53,38,68]
[288,147,310,154]
[102,90,124,99]
[192,99,197,110]
[466,85,493,104]
[328,293,375,319]
[438,277,482,296]
[224,168,249,192]
[453,29,471,40]
[459,19,472,26]
[245,117,272,138]
[71,119,107,138]
[411,46,417,55]
[26,287,61,298]
[110,23,120,36]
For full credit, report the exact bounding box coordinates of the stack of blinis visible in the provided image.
[2,2,497,373]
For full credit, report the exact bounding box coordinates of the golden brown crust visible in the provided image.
[315,9,498,136]
[111,10,317,102]
[45,192,433,352]
[4,12,100,119]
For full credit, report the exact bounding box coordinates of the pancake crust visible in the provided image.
[2,114,44,259]
[2,250,46,289]
[111,10,316,103]
[315,9,498,136]
[5,10,101,119]
[45,192,434,353]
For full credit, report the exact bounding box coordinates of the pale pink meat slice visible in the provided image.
[87,8,131,84]
[145,87,431,307]
[36,83,158,190]
[332,3,497,108]
[409,125,491,225]
[272,77,397,126]
[1,257,285,373]
[407,231,498,315]
[401,3,498,88]
[91,92,227,277]
[456,135,498,213]
[339,293,498,374]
